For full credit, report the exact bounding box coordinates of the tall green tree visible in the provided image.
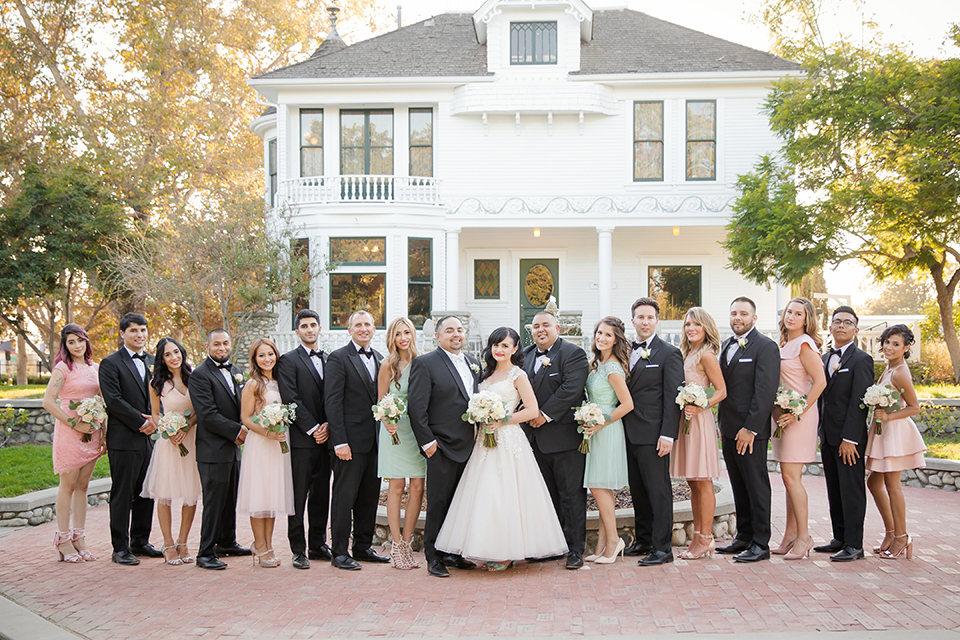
[724,9,960,381]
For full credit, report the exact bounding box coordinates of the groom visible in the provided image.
[521,310,589,570]
[408,315,481,578]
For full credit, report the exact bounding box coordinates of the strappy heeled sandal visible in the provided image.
[162,544,184,565]
[70,528,96,561]
[176,542,194,564]
[54,530,83,563]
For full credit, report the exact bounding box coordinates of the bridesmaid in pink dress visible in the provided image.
[672,307,727,560]
[141,337,201,565]
[237,338,294,568]
[770,298,826,560]
[42,324,104,562]
[866,324,924,560]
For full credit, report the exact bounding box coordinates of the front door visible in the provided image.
[519,259,559,347]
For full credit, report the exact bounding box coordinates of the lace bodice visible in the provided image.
[586,361,625,408]
[478,366,523,414]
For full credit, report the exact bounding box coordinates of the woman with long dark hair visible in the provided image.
[42,324,103,562]
[140,337,201,565]
[237,338,294,568]
[435,327,567,570]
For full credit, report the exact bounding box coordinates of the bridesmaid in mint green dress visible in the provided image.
[376,317,426,570]
[583,317,633,564]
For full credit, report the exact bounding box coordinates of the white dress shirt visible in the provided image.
[421,348,475,452]
[125,346,146,380]
[827,342,859,445]
[353,341,376,381]
[302,344,323,436]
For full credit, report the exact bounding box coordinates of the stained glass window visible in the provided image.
[686,101,716,180]
[634,102,663,181]
[330,238,386,265]
[510,22,557,65]
[474,260,500,300]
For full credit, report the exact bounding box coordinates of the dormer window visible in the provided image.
[510,22,557,65]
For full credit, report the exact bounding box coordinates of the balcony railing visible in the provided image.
[281,175,441,206]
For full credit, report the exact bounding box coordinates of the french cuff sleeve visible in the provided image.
[307,424,319,436]
[422,440,437,452]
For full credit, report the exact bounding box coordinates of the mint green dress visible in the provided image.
[582,361,630,490]
[377,366,426,479]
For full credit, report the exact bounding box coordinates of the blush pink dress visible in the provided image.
[141,382,202,505]
[670,353,720,480]
[52,361,104,474]
[865,364,926,473]
[236,380,294,518]
[771,335,819,464]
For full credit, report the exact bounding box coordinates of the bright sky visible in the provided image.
[354,0,958,304]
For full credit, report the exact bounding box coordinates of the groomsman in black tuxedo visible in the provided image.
[716,297,780,563]
[277,309,333,569]
[325,310,389,570]
[815,306,874,562]
[408,315,481,578]
[622,298,684,566]
[190,329,251,570]
[99,313,162,565]
[521,310,589,570]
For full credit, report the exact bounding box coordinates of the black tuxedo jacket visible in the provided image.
[324,343,382,454]
[99,348,155,452]
[189,357,243,464]
[718,329,780,439]
[520,338,589,454]
[622,334,684,445]
[818,344,874,446]
[278,346,327,450]
[407,348,481,463]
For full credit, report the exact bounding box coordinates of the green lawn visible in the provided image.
[0,385,46,400]
[924,433,960,460]
[0,444,111,498]
[915,383,960,399]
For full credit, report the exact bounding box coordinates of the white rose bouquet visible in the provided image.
[675,382,715,435]
[773,383,807,438]
[67,395,107,443]
[573,401,610,454]
[372,393,407,445]
[462,390,510,448]
[859,384,901,435]
[152,410,191,456]
[251,402,297,453]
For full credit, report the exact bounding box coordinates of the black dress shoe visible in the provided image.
[353,547,390,563]
[716,539,751,555]
[441,554,476,570]
[624,543,653,557]
[308,544,333,561]
[565,552,584,570]
[292,553,310,569]
[196,556,227,570]
[830,546,865,562]
[131,544,164,558]
[331,555,362,570]
[639,549,674,566]
[528,554,564,563]
[111,551,140,565]
[215,544,252,557]
[814,539,845,553]
[428,559,450,577]
[734,544,770,563]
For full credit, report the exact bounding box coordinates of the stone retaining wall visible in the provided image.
[766,456,960,491]
[3,400,52,445]
[0,479,111,527]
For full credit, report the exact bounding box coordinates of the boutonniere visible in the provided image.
[830,361,840,374]
[469,363,480,374]
[541,357,552,367]
[736,336,749,348]
[638,348,652,361]
[234,373,244,384]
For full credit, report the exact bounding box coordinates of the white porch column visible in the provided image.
[446,227,461,309]
[597,226,614,317]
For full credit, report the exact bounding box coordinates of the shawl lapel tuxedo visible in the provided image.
[189,357,245,560]
[518,338,589,557]
[622,335,684,554]
[99,347,156,553]
[818,342,874,549]
[278,345,332,556]
[407,347,481,563]
[325,343,383,558]
[717,328,780,550]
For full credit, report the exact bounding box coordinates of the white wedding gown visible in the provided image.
[435,366,569,562]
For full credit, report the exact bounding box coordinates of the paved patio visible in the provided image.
[0,473,958,639]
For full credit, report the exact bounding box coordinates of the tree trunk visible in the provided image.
[929,262,960,383]
[16,333,27,386]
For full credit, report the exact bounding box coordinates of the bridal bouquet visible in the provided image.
[773,383,807,438]
[860,384,901,435]
[152,410,191,456]
[462,390,510,448]
[67,395,107,443]
[252,402,297,453]
[573,401,610,454]
[675,382,715,435]
[372,393,406,445]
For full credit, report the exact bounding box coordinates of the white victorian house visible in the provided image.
[248,0,801,351]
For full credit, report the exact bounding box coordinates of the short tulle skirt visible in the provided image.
[237,431,295,518]
[141,427,202,505]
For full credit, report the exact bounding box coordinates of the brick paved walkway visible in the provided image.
[1,473,958,639]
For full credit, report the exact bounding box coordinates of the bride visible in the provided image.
[435,327,569,570]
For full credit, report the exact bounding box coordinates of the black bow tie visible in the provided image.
[216,361,233,370]
[130,352,146,361]
[536,350,549,357]
[309,349,323,359]
[632,341,647,350]
[358,348,374,359]
[829,348,842,357]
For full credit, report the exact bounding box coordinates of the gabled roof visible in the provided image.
[251,9,799,82]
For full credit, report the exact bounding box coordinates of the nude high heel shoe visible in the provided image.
[784,537,814,560]
[879,534,913,560]
[54,530,83,563]
[70,528,96,561]
[594,538,625,564]
[873,530,894,555]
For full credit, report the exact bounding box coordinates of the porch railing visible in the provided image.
[281,175,440,206]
